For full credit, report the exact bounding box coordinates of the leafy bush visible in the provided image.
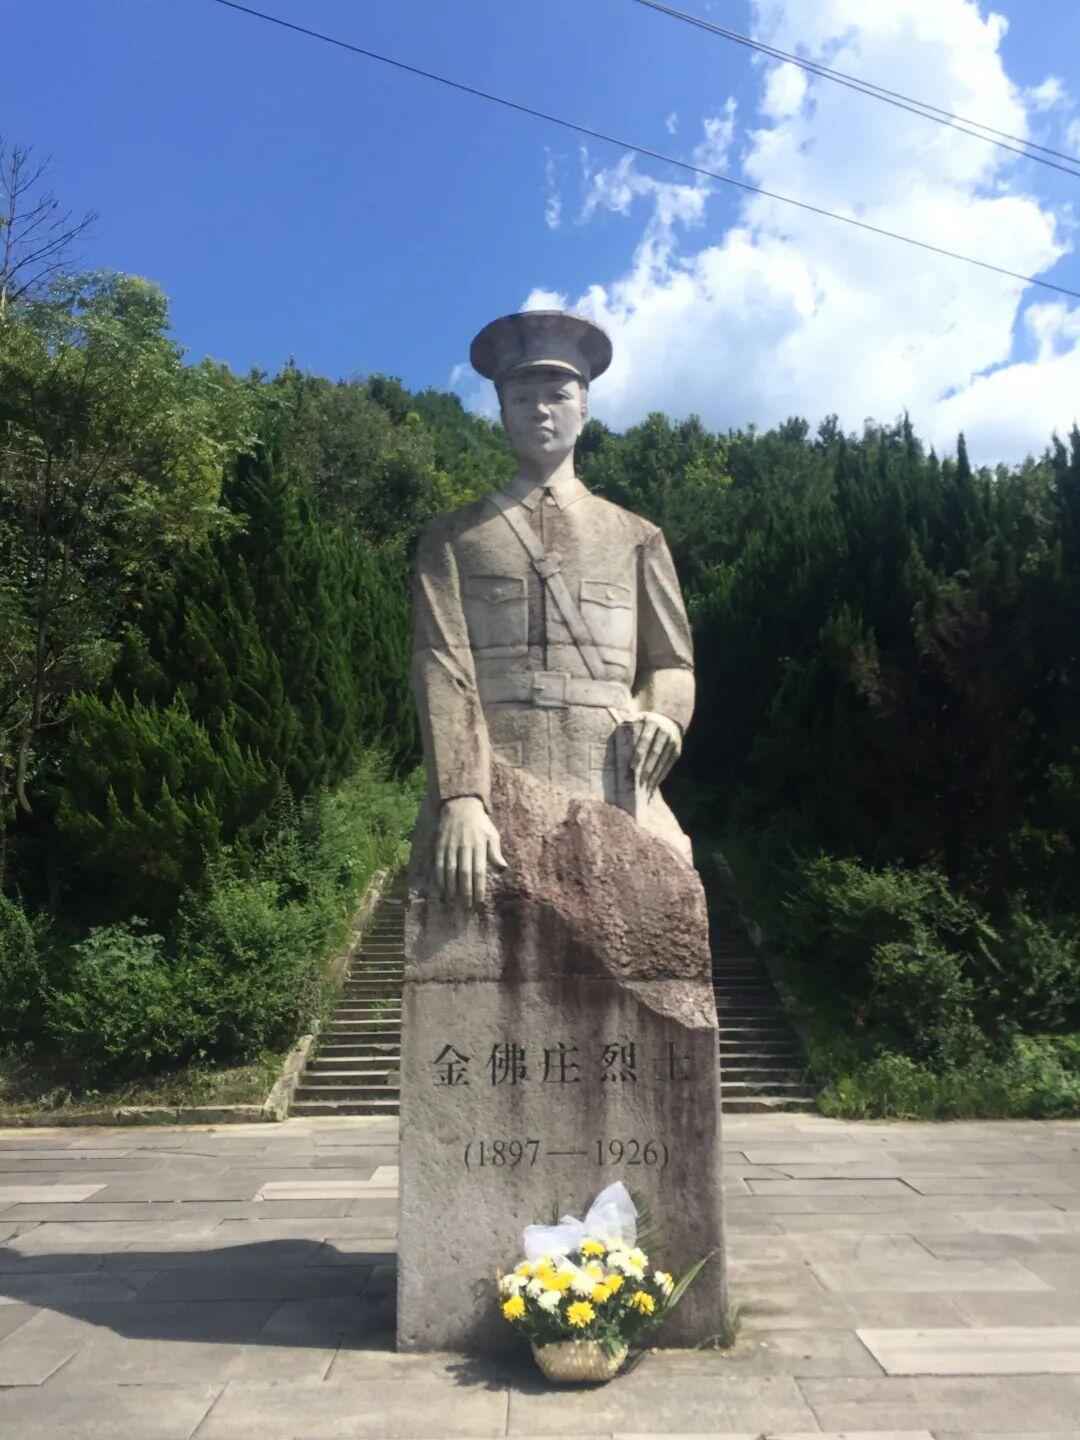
[176,874,326,1060]
[984,903,1080,1032]
[0,896,48,1046]
[780,856,999,1070]
[44,919,204,1081]
[818,1035,1080,1120]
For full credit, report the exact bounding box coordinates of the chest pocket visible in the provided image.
[580,579,634,653]
[462,574,528,655]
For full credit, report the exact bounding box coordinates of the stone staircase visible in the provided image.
[290,878,406,1117]
[290,868,817,1117]
[707,856,817,1113]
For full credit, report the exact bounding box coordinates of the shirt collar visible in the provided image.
[505,473,589,512]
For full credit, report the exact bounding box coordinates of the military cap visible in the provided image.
[470,310,613,387]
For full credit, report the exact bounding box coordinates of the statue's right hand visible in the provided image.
[435,796,507,908]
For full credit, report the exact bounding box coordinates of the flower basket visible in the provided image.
[499,1183,715,1386]
[531,1340,627,1384]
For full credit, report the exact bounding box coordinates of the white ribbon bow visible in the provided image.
[522,1181,638,1260]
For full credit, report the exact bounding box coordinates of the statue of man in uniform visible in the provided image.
[411,310,695,906]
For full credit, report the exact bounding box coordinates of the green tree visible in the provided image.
[0,272,255,889]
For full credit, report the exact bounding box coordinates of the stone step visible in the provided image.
[718,1043,803,1059]
[315,1055,401,1068]
[712,990,782,1003]
[716,1008,788,1020]
[721,1079,813,1097]
[316,1043,401,1058]
[324,1026,401,1040]
[294,1082,401,1103]
[300,1068,400,1085]
[722,1095,818,1114]
[290,1099,401,1117]
[720,1065,807,1083]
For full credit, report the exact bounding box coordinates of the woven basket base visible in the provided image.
[531,1340,628,1383]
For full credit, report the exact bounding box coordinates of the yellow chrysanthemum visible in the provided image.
[584,1260,604,1280]
[548,1268,575,1293]
[605,1272,625,1294]
[591,1282,611,1303]
[629,1289,656,1315]
[566,1300,596,1328]
[514,1261,534,1278]
[502,1295,526,1321]
[580,1239,606,1257]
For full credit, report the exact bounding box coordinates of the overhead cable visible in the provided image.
[205,0,1080,303]
[632,0,1080,179]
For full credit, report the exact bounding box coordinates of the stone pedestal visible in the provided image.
[396,766,727,1354]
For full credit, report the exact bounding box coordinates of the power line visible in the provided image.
[632,0,1080,179]
[205,0,1080,304]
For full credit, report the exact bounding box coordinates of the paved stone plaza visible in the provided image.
[0,1113,1079,1438]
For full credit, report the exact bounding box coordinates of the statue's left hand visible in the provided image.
[632,712,682,798]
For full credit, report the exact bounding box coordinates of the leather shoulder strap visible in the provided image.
[487,492,608,681]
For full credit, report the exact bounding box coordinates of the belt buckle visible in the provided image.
[531,671,569,709]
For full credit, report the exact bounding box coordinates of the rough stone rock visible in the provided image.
[397,765,727,1354]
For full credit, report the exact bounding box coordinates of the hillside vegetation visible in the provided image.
[2,271,1079,1112]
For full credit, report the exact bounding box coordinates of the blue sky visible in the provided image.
[8,0,1080,458]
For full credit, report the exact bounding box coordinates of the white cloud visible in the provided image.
[543,150,562,231]
[665,111,679,135]
[1029,76,1066,111]
[514,0,1079,463]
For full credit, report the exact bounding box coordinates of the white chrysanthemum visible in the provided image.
[537,1289,562,1313]
[499,1273,526,1296]
[570,1268,595,1297]
[654,1270,674,1296]
[607,1250,630,1272]
[628,1247,648,1268]
[526,1278,544,1299]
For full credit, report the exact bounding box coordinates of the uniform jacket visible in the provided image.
[411,472,695,857]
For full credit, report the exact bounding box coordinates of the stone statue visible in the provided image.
[398,311,725,1355]
[411,310,696,903]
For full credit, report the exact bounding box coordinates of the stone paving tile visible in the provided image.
[0,1271,149,1306]
[0,1330,79,1385]
[935,1432,1080,1440]
[799,1374,1080,1431]
[133,1263,372,1304]
[904,1177,1079,1195]
[744,1178,915,1196]
[508,1370,817,1435]
[0,1183,106,1203]
[775,1233,935,1264]
[774,1213,968,1234]
[859,1325,1080,1375]
[200,1377,510,1438]
[0,1300,36,1340]
[835,1293,972,1328]
[810,1257,1052,1293]
[646,1330,885,1377]
[0,1381,222,1439]
[949,1289,1080,1325]
[956,1209,1080,1234]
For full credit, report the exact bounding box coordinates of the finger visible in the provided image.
[436,841,450,901]
[444,847,458,904]
[640,728,667,792]
[488,832,507,869]
[656,739,679,789]
[473,849,486,908]
[631,720,654,770]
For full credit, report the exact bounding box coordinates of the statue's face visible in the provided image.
[499,368,587,465]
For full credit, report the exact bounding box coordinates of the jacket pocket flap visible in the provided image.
[464,574,526,605]
[581,579,632,609]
